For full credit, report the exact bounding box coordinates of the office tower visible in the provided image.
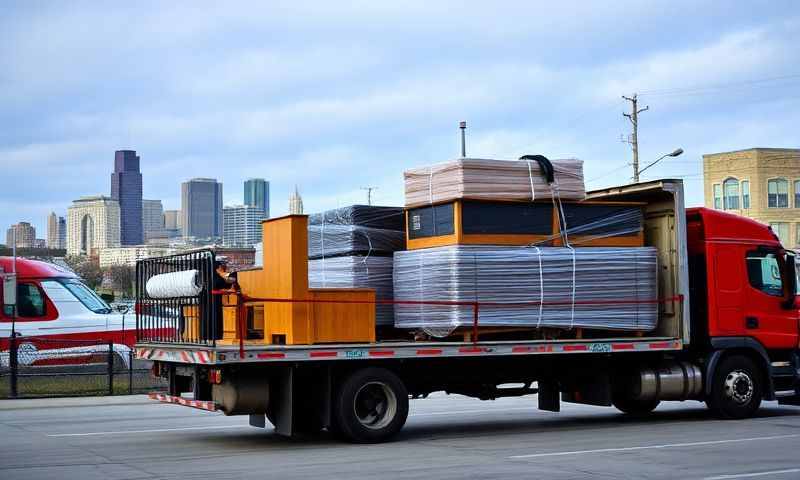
[289,186,303,215]
[163,209,181,238]
[181,178,223,239]
[110,150,143,245]
[142,199,166,240]
[47,212,67,249]
[66,196,121,256]
[223,205,265,247]
[244,178,270,218]
[6,222,36,248]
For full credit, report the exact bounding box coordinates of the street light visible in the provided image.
[638,148,684,177]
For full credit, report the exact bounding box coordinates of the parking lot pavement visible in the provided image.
[1,394,799,479]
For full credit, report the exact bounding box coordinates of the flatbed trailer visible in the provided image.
[136,179,800,443]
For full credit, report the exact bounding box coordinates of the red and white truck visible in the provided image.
[135,179,800,443]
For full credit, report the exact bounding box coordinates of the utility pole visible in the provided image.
[622,94,649,183]
[361,187,377,206]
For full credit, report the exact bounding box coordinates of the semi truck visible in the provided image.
[135,179,800,443]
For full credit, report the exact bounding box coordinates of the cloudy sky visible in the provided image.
[1,1,798,235]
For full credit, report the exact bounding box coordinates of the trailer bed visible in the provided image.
[136,336,682,365]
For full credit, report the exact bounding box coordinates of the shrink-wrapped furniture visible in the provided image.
[308,256,395,326]
[405,200,645,250]
[393,245,658,335]
[404,158,585,207]
[308,205,405,259]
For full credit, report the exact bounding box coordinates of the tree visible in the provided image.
[65,256,103,290]
[107,265,135,298]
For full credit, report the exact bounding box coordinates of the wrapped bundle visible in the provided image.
[308,205,406,259]
[309,256,395,325]
[393,245,658,335]
[309,205,404,231]
[404,158,585,207]
[308,225,405,259]
[145,270,202,299]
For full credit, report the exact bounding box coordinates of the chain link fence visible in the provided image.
[0,336,167,398]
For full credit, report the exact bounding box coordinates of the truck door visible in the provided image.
[743,247,798,349]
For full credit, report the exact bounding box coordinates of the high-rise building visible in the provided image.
[244,178,270,218]
[703,148,800,247]
[181,178,223,240]
[163,209,182,238]
[6,222,36,248]
[47,212,67,249]
[223,205,265,247]
[289,186,303,215]
[66,196,121,256]
[110,150,143,245]
[142,199,166,240]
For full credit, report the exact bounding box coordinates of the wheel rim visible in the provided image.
[724,370,754,404]
[353,381,397,430]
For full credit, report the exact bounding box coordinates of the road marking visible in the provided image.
[508,434,800,459]
[704,468,800,479]
[412,406,534,417]
[47,425,248,437]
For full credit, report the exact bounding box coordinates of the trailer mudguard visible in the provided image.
[707,337,775,400]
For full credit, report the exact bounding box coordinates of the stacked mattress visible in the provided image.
[308,256,395,326]
[404,158,585,207]
[308,205,405,259]
[393,245,658,335]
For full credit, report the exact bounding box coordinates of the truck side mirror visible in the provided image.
[2,273,16,316]
[783,252,797,310]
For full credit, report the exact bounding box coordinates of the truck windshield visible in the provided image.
[59,279,112,314]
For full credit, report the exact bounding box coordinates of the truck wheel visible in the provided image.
[332,367,409,443]
[612,396,660,416]
[707,355,763,419]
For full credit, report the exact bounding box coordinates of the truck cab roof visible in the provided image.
[0,257,78,280]
[686,207,782,249]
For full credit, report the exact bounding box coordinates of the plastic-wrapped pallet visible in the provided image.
[404,158,585,207]
[308,256,395,326]
[393,245,658,335]
[308,225,405,259]
[309,205,404,230]
[308,205,405,259]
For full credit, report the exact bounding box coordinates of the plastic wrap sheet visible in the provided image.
[308,225,405,259]
[404,158,585,207]
[308,205,405,231]
[393,246,658,335]
[308,256,395,326]
[145,270,202,299]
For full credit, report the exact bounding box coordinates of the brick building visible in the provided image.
[703,148,800,247]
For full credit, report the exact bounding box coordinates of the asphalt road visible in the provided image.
[1,394,799,480]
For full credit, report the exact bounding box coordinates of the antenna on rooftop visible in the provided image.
[459,121,467,158]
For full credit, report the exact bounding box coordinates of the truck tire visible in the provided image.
[612,396,660,416]
[332,367,408,443]
[706,355,763,419]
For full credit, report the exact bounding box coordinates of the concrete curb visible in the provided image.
[0,394,154,411]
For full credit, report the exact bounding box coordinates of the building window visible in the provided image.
[768,178,789,208]
[741,180,750,209]
[770,222,789,246]
[795,180,800,208]
[746,249,784,297]
[713,184,722,209]
[723,178,740,210]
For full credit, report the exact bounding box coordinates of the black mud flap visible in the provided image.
[778,394,800,406]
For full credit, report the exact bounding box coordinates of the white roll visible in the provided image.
[146,270,203,299]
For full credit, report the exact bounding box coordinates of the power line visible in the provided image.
[639,73,800,97]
